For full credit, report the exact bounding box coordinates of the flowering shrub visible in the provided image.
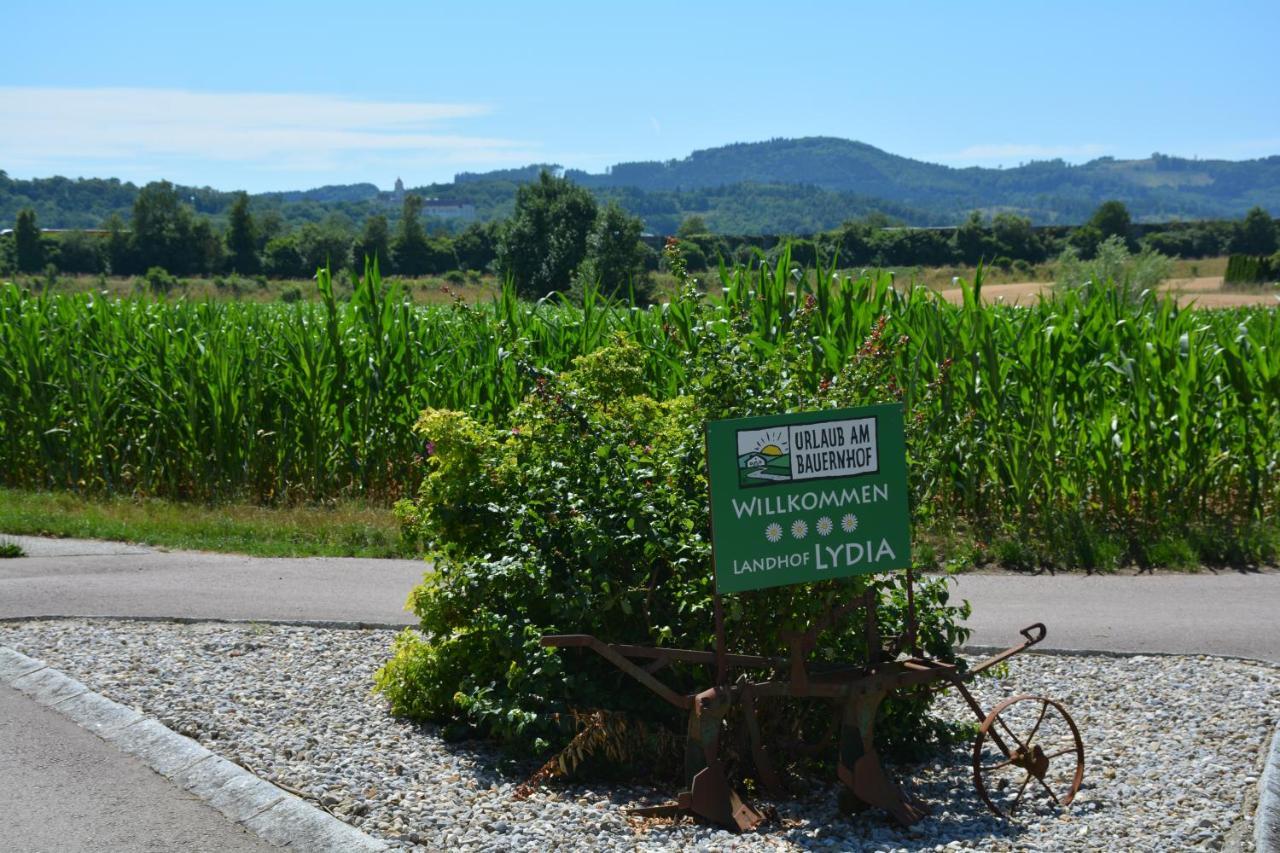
[377,249,970,769]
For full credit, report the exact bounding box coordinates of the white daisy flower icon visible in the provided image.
[841,513,859,532]
[765,523,783,543]
[816,516,834,536]
[791,519,808,539]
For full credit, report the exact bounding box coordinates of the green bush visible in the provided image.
[1054,236,1172,303]
[1144,536,1198,572]
[991,529,1041,572]
[378,254,971,770]
[139,266,179,295]
[1186,520,1279,567]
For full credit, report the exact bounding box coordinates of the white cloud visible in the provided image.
[932,143,1109,165]
[0,87,538,188]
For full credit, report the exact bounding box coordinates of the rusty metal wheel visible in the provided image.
[972,695,1084,819]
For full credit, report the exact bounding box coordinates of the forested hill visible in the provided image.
[4,137,1279,234]
[564,138,1280,224]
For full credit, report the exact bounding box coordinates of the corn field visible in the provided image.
[1,259,1276,561]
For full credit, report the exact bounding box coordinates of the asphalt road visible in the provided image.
[0,536,423,626]
[949,571,1280,663]
[0,683,274,853]
[1,535,1277,662]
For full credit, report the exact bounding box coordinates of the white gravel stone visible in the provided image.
[2,619,1275,852]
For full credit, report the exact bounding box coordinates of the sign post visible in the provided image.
[707,403,911,594]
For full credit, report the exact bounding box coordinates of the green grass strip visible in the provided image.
[0,488,412,559]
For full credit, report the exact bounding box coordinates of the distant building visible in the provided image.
[421,199,477,222]
[393,177,405,202]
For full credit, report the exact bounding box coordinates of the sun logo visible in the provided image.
[765,523,783,543]
[736,428,793,485]
[752,429,788,456]
[816,516,834,536]
[790,519,808,539]
[841,513,859,532]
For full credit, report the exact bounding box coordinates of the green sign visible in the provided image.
[706,403,911,593]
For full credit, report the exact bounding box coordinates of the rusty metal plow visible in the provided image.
[542,606,1085,832]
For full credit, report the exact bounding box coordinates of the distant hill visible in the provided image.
[261,183,381,204]
[3,137,1278,234]
[565,138,1280,225]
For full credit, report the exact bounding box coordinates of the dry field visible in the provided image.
[938,276,1279,308]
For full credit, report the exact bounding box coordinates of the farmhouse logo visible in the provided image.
[708,404,910,593]
[735,416,878,488]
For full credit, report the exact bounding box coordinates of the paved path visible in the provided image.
[2,534,1277,662]
[0,682,274,853]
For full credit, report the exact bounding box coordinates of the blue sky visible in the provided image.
[3,0,1277,193]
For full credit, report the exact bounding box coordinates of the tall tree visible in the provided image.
[676,214,709,238]
[991,212,1042,262]
[191,217,224,274]
[453,221,500,271]
[255,210,285,250]
[393,194,431,275]
[576,203,651,301]
[263,235,306,278]
[13,208,42,273]
[296,219,354,274]
[131,181,199,274]
[103,213,134,275]
[498,171,598,297]
[953,211,993,265]
[420,236,458,275]
[1088,200,1132,242]
[1235,206,1277,255]
[225,192,259,274]
[352,214,391,271]
[55,230,105,274]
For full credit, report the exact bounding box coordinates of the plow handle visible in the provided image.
[965,622,1050,679]
[541,634,593,648]
[1020,623,1046,646]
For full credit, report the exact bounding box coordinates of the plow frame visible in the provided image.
[542,570,1084,831]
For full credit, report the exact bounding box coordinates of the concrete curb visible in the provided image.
[0,645,387,852]
[1258,724,1280,853]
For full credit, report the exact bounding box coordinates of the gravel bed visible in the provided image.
[2,619,1275,852]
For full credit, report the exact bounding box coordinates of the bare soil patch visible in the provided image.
[1160,276,1226,292]
[935,282,1046,305]
[937,276,1277,308]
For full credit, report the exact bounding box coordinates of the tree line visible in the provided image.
[2,174,659,301]
[4,175,1279,301]
[672,202,1278,273]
